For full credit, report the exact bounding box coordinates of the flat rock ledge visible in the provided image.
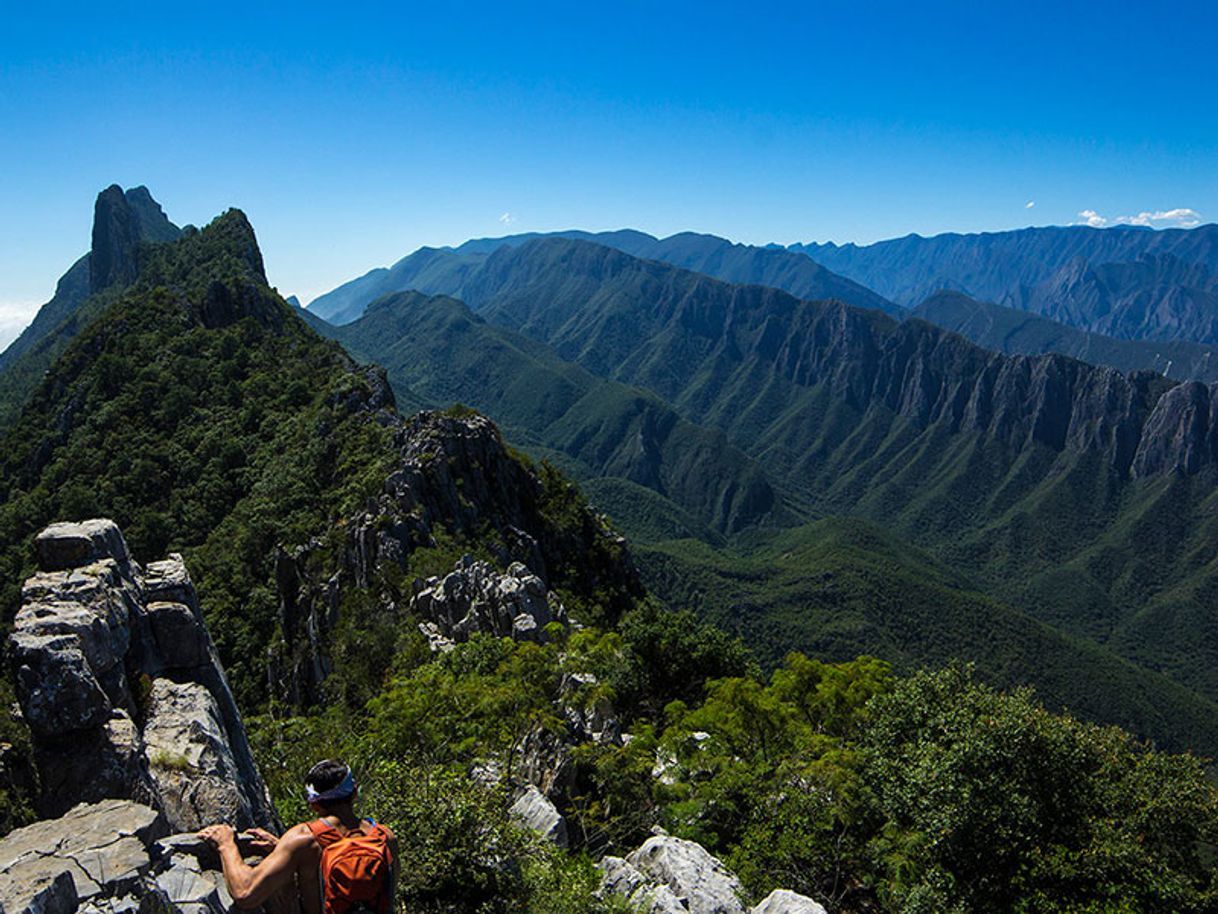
[0,799,256,914]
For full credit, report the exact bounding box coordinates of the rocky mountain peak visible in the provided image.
[121,185,181,243]
[89,185,142,293]
[87,184,183,295]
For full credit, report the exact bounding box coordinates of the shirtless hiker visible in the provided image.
[199,759,398,914]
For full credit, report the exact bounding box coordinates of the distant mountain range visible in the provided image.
[1005,253,1218,343]
[307,228,900,325]
[790,223,1218,309]
[913,291,1218,382]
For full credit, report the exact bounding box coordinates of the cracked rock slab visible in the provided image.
[0,801,165,913]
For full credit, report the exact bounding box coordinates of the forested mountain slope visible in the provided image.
[914,290,1218,381]
[315,289,783,536]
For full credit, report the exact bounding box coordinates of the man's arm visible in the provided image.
[199,824,317,911]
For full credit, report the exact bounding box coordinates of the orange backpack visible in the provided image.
[307,819,395,914]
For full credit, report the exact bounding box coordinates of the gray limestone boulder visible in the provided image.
[11,554,141,739]
[598,856,688,914]
[143,555,199,608]
[153,836,235,914]
[749,889,828,914]
[599,835,747,914]
[9,635,110,737]
[0,801,166,912]
[33,711,155,818]
[509,785,569,849]
[0,801,268,914]
[145,602,211,670]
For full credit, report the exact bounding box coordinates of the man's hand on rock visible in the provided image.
[245,827,280,854]
[198,824,237,849]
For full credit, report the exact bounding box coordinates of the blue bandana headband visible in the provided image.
[305,769,356,803]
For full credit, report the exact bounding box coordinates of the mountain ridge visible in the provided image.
[913,290,1218,381]
[791,222,1218,314]
[307,227,901,324]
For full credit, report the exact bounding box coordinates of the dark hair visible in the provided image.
[305,758,354,808]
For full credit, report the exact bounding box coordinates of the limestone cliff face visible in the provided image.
[7,519,276,832]
[374,236,1218,483]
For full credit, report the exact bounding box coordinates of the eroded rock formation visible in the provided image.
[270,410,642,705]
[8,519,276,833]
[410,558,566,651]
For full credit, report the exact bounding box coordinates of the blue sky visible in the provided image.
[2,0,1216,342]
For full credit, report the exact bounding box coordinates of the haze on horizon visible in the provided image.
[2,0,1216,348]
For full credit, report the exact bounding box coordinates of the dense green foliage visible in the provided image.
[636,518,1218,755]
[251,612,1218,914]
[865,667,1218,913]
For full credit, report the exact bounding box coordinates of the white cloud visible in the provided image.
[1026,201,1035,209]
[1117,208,1202,228]
[0,300,39,352]
[1075,207,1202,229]
[499,212,515,226]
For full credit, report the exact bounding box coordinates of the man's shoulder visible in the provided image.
[284,821,323,849]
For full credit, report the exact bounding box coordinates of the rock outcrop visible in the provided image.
[615,835,746,914]
[410,558,566,651]
[750,890,828,914]
[508,785,568,849]
[599,835,829,914]
[0,800,274,914]
[7,520,276,832]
